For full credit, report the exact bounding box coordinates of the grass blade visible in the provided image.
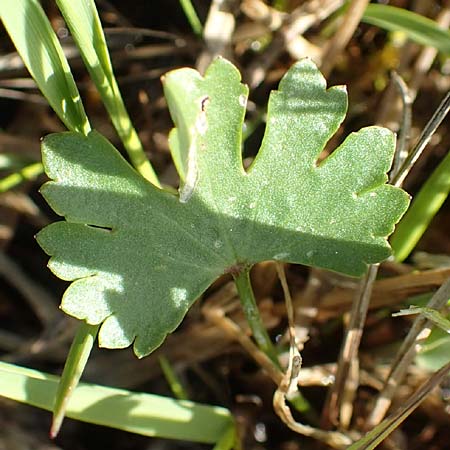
[179,0,203,37]
[55,0,160,186]
[50,322,99,438]
[0,162,44,192]
[393,307,450,333]
[1,0,90,134]
[390,149,450,262]
[362,4,450,54]
[0,361,233,444]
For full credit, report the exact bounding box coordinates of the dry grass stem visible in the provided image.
[361,362,450,447]
[324,264,379,427]
[273,262,354,448]
[316,268,450,319]
[245,0,343,87]
[320,0,371,77]
[0,251,56,325]
[203,298,283,385]
[367,278,450,428]
[391,72,413,176]
[197,0,236,72]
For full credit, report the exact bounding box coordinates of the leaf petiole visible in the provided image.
[233,268,279,366]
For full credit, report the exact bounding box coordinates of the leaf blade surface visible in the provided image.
[37,58,410,357]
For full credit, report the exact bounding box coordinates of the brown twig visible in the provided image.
[244,0,343,88]
[316,268,450,318]
[197,0,237,73]
[323,264,379,428]
[320,0,371,77]
[366,277,450,428]
[202,295,283,385]
[0,251,57,325]
[361,361,450,448]
[273,263,353,448]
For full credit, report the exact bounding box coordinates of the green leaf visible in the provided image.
[37,58,409,357]
[362,4,450,55]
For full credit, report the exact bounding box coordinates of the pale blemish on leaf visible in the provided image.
[239,94,247,108]
[179,138,198,203]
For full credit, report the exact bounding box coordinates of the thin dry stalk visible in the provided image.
[391,91,450,187]
[291,268,325,352]
[317,268,450,318]
[244,0,343,88]
[324,264,379,427]
[197,0,237,73]
[275,262,297,350]
[273,263,353,448]
[360,361,450,449]
[391,72,413,175]
[202,294,283,385]
[320,0,371,77]
[366,278,450,428]
[0,251,56,325]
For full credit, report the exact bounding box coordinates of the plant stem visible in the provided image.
[179,0,203,37]
[159,355,189,400]
[233,268,279,365]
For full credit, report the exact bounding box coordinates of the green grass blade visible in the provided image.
[1,0,90,134]
[390,150,450,262]
[213,425,239,450]
[362,4,450,54]
[0,361,233,444]
[50,322,99,438]
[393,307,450,333]
[55,0,160,186]
[0,153,36,171]
[179,0,203,37]
[0,162,44,192]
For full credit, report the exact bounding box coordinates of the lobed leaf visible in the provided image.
[37,58,409,357]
